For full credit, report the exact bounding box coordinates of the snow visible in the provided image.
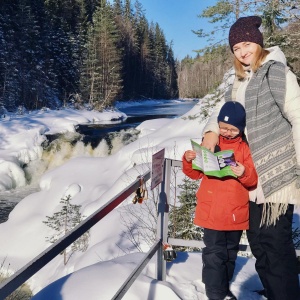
[0,108,127,191]
[0,99,298,300]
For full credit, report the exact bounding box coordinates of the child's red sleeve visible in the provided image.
[182,153,203,180]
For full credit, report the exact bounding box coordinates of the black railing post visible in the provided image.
[156,158,172,281]
[156,159,166,280]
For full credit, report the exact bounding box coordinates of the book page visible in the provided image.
[208,150,236,177]
[216,151,237,168]
[190,140,237,178]
[201,146,221,171]
[191,140,220,171]
[204,150,236,177]
[191,140,204,171]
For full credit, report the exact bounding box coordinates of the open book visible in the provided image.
[191,139,237,178]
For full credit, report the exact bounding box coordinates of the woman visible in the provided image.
[201,16,300,300]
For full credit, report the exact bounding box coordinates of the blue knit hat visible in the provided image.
[217,101,246,132]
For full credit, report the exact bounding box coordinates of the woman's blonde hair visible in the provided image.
[233,45,270,79]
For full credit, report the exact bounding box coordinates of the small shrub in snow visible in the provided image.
[43,194,90,265]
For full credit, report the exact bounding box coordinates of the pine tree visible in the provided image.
[113,0,139,99]
[80,0,123,109]
[169,177,203,251]
[132,0,148,98]
[165,44,179,99]
[0,1,22,111]
[43,194,90,265]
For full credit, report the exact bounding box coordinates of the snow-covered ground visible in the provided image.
[0,96,299,299]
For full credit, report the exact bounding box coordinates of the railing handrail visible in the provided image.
[165,159,300,256]
[1,158,299,299]
[0,170,151,299]
[112,239,161,300]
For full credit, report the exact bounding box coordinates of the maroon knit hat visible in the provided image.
[229,16,263,52]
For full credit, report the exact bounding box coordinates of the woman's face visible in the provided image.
[232,42,260,66]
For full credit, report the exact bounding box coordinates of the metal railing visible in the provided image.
[0,158,299,299]
[160,159,300,278]
[156,159,300,281]
[0,170,151,299]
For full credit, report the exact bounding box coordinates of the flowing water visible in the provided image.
[76,99,198,147]
[0,99,198,222]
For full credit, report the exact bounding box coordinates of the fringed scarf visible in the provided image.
[225,61,300,226]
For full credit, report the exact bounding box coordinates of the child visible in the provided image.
[182,101,258,300]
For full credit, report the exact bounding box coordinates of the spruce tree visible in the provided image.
[80,0,123,109]
[169,177,203,251]
[114,0,139,99]
[43,194,90,265]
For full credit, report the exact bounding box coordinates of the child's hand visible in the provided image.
[230,161,245,177]
[185,150,196,162]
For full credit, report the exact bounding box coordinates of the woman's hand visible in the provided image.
[201,131,219,152]
[231,161,245,177]
[184,150,196,162]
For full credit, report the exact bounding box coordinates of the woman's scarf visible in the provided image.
[225,60,300,225]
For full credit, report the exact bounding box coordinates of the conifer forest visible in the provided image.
[1,0,300,112]
[0,0,178,112]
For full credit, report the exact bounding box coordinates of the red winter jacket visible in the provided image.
[182,135,258,231]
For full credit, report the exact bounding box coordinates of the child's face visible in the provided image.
[218,121,240,139]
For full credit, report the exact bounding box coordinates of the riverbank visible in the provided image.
[0,100,197,221]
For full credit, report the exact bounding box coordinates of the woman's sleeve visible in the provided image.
[284,70,300,164]
[202,99,224,136]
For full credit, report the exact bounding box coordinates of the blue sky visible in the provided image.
[137,0,219,60]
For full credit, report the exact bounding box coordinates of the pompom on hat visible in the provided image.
[229,16,264,52]
[217,101,246,133]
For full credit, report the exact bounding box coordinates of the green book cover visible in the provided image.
[191,139,237,178]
